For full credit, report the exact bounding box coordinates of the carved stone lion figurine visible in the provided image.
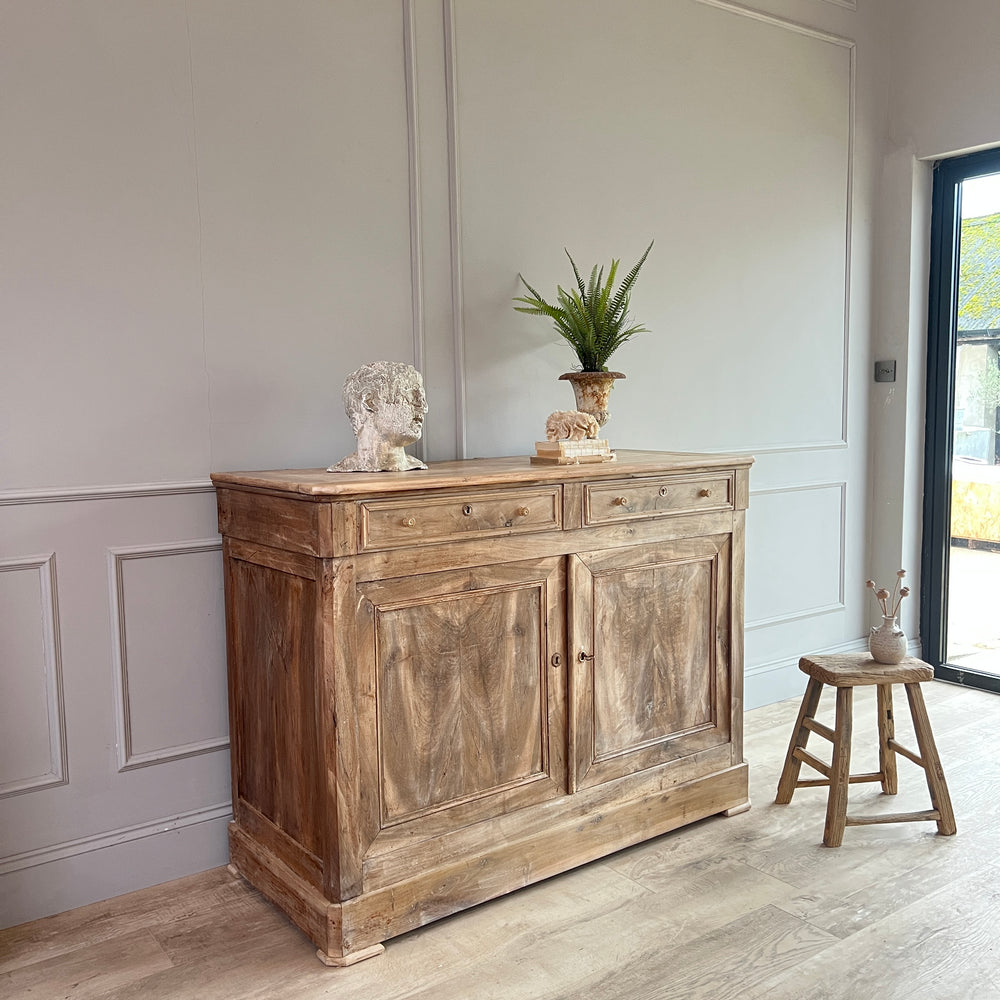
[328,361,428,473]
[545,410,600,441]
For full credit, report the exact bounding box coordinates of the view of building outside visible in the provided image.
[948,173,1000,675]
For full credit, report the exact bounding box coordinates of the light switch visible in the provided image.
[874,360,896,383]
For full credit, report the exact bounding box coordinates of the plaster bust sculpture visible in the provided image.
[545,409,600,442]
[328,361,428,472]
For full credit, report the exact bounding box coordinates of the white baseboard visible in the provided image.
[0,803,231,929]
[745,636,870,710]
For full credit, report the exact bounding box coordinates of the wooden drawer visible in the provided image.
[583,473,734,525]
[360,487,562,550]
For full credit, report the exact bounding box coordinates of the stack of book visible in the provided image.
[530,438,616,465]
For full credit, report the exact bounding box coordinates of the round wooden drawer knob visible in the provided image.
[516,506,530,517]
[699,488,712,498]
[401,517,416,527]
[613,496,628,506]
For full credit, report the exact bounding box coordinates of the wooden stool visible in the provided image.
[775,653,956,847]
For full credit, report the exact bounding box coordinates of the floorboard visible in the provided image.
[1,680,996,1000]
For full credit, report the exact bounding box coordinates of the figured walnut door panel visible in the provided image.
[355,557,566,858]
[570,536,732,790]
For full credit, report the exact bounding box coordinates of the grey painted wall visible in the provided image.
[0,0,991,926]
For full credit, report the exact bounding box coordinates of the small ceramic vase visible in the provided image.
[869,615,907,664]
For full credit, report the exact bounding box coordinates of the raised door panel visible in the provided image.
[356,557,566,864]
[570,536,732,790]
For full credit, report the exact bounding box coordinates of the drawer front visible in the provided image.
[360,487,562,550]
[584,473,734,525]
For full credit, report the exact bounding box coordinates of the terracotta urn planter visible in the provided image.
[559,371,624,428]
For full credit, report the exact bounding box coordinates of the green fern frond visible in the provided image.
[606,240,653,326]
[514,241,653,372]
[567,250,587,301]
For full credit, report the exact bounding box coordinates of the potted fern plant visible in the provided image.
[514,240,653,426]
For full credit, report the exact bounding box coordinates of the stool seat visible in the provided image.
[775,651,955,847]
[799,653,933,687]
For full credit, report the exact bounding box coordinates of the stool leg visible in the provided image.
[904,683,957,836]
[823,686,853,847]
[776,678,824,804]
[876,683,898,795]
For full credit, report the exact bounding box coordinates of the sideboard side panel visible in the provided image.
[227,550,324,883]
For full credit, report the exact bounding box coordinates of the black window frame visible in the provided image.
[922,145,1000,693]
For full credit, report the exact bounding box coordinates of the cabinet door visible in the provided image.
[354,556,566,871]
[570,535,732,790]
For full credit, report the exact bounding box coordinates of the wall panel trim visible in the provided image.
[745,481,847,630]
[107,539,228,772]
[0,480,214,506]
[0,801,232,876]
[747,635,867,679]
[0,553,68,798]
[403,0,427,461]
[443,0,467,459]
[695,0,855,452]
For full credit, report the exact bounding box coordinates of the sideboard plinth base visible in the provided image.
[228,763,749,967]
[316,944,385,967]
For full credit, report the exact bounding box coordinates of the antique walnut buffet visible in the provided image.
[212,450,753,965]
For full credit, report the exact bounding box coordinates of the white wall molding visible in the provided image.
[729,440,849,456]
[403,0,427,461]
[696,0,855,452]
[744,637,868,711]
[443,0,467,460]
[694,0,855,46]
[746,601,845,632]
[723,0,857,13]
[0,553,68,799]
[0,801,232,877]
[745,481,847,630]
[0,480,214,506]
[108,539,228,772]
[747,635,868,679]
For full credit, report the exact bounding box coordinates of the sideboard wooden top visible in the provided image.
[211,449,754,499]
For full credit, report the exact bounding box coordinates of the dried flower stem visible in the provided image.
[867,571,910,619]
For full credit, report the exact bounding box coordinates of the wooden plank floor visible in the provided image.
[3,680,998,999]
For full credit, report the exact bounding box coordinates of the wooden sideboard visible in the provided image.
[212,450,753,965]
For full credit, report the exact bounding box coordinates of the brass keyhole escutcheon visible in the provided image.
[463,504,473,516]
[402,517,416,527]
[658,486,669,497]
[613,496,628,507]
[516,506,530,517]
[578,650,595,662]
[550,653,562,668]
[699,488,712,498]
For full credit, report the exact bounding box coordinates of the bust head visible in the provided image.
[328,361,429,472]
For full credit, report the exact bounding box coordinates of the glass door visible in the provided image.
[923,149,1000,691]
